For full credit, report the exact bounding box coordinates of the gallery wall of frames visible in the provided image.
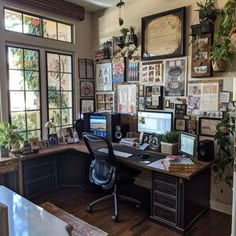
[78,6,235,137]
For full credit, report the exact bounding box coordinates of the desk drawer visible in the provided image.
[24,159,56,181]
[153,204,176,225]
[153,172,177,185]
[153,180,177,197]
[153,191,176,210]
[24,174,57,198]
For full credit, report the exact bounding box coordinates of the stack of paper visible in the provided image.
[119,138,137,146]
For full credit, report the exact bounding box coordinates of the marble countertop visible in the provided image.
[0,185,69,236]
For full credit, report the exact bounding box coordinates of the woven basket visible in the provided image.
[161,142,178,155]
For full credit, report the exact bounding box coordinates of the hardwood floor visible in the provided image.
[34,188,231,236]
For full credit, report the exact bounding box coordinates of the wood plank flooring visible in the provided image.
[34,188,231,236]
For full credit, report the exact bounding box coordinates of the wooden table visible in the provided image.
[0,185,70,236]
[14,142,211,233]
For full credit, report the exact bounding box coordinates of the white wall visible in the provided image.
[92,0,235,213]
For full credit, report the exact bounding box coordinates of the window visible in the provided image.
[46,52,73,133]
[4,8,72,43]
[7,46,41,140]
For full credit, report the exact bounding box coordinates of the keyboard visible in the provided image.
[98,148,133,158]
[113,145,142,156]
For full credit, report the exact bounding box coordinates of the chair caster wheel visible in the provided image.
[87,206,93,213]
[112,215,118,222]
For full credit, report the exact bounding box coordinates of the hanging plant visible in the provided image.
[212,110,235,187]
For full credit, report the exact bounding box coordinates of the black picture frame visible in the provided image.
[174,118,186,131]
[199,117,221,137]
[187,120,198,134]
[80,99,95,114]
[80,80,94,97]
[47,134,58,147]
[141,7,186,60]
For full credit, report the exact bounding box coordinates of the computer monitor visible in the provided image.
[137,111,173,134]
[179,132,198,158]
[89,115,107,138]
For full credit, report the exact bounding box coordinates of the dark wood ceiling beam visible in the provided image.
[8,0,85,21]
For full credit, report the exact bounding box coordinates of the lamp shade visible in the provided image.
[45,121,56,128]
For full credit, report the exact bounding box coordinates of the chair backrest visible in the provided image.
[83,132,117,190]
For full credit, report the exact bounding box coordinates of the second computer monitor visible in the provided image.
[179,132,198,158]
[137,111,173,134]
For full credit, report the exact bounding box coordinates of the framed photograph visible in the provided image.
[80,99,95,114]
[58,136,65,145]
[47,134,58,147]
[86,59,94,79]
[79,58,86,79]
[116,84,137,114]
[96,62,112,91]
[141,61,163,82]
[138,97,145,110]
[28,137,40,150]
[80,81,94,97]
[187,120,198,134]
[175,118,186,131]
[164,57,187,97]
[145,85,163,110]
[39,140,47,149]
[112,57,126,83]
[127,61,139,82]
[199,117,221,137]
[175,104,187,118]
[141,7,186,60]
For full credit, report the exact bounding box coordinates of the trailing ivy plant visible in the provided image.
[213,110,235,187]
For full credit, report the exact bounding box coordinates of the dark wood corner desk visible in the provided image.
[13,142,210,233]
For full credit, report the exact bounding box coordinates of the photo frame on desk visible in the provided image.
[141,7,186,60]
[199,117,221,137]
[47,134,58,147]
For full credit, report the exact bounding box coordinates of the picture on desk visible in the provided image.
[47,134,58,146]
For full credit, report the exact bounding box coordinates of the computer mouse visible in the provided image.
[140,153,150,159]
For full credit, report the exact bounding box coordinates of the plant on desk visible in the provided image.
[213,111,235,188]
[161,131,179,155]
[0,122,24,157]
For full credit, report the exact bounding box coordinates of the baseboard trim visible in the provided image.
[210,200,232,215]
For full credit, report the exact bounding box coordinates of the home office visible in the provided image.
[0,0,235,235]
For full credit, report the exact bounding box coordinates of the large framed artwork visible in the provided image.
[141,7,186,60]
[199,117,221,137]
[164,57,187,97]
[112,57,126,83]
[96,62,112,91]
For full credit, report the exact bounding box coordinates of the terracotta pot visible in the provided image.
[212,60,226,72]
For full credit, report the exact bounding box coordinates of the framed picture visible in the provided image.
[141,61,163,83]
[141,7,186,60]
[80,81,94,97]
[96,62,112,91]
[138,97,145,110]
[199,117,221,137]
[79,58,86,79]
[28,137,40,150]
[175,104,187,118]
[175,118,186,131]
[145,85,163,110]
[164,57,187,97]
[80,99,95,114]
[165,100,170,108]
[191,33,212,78]
[187,120,198,134]
[86,59,94,79]
[39,140,47,149]
[112,57,126,83]
[127,61,139,82]
[116,84,137,114]
[47,134,58,147]
[58,136,65,145]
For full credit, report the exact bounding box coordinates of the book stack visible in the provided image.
[162,155,196,172]
[119,138,137,146]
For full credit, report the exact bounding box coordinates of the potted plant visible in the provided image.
[210,0,236,71]
[196,0,218,23]
[161,131,179,155]
[0,122,24,157]
[212,111,235,187]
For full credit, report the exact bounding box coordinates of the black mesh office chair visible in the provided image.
[83,132,141,222]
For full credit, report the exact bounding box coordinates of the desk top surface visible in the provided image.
[13,142,210,180]
[0,185,69,236]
